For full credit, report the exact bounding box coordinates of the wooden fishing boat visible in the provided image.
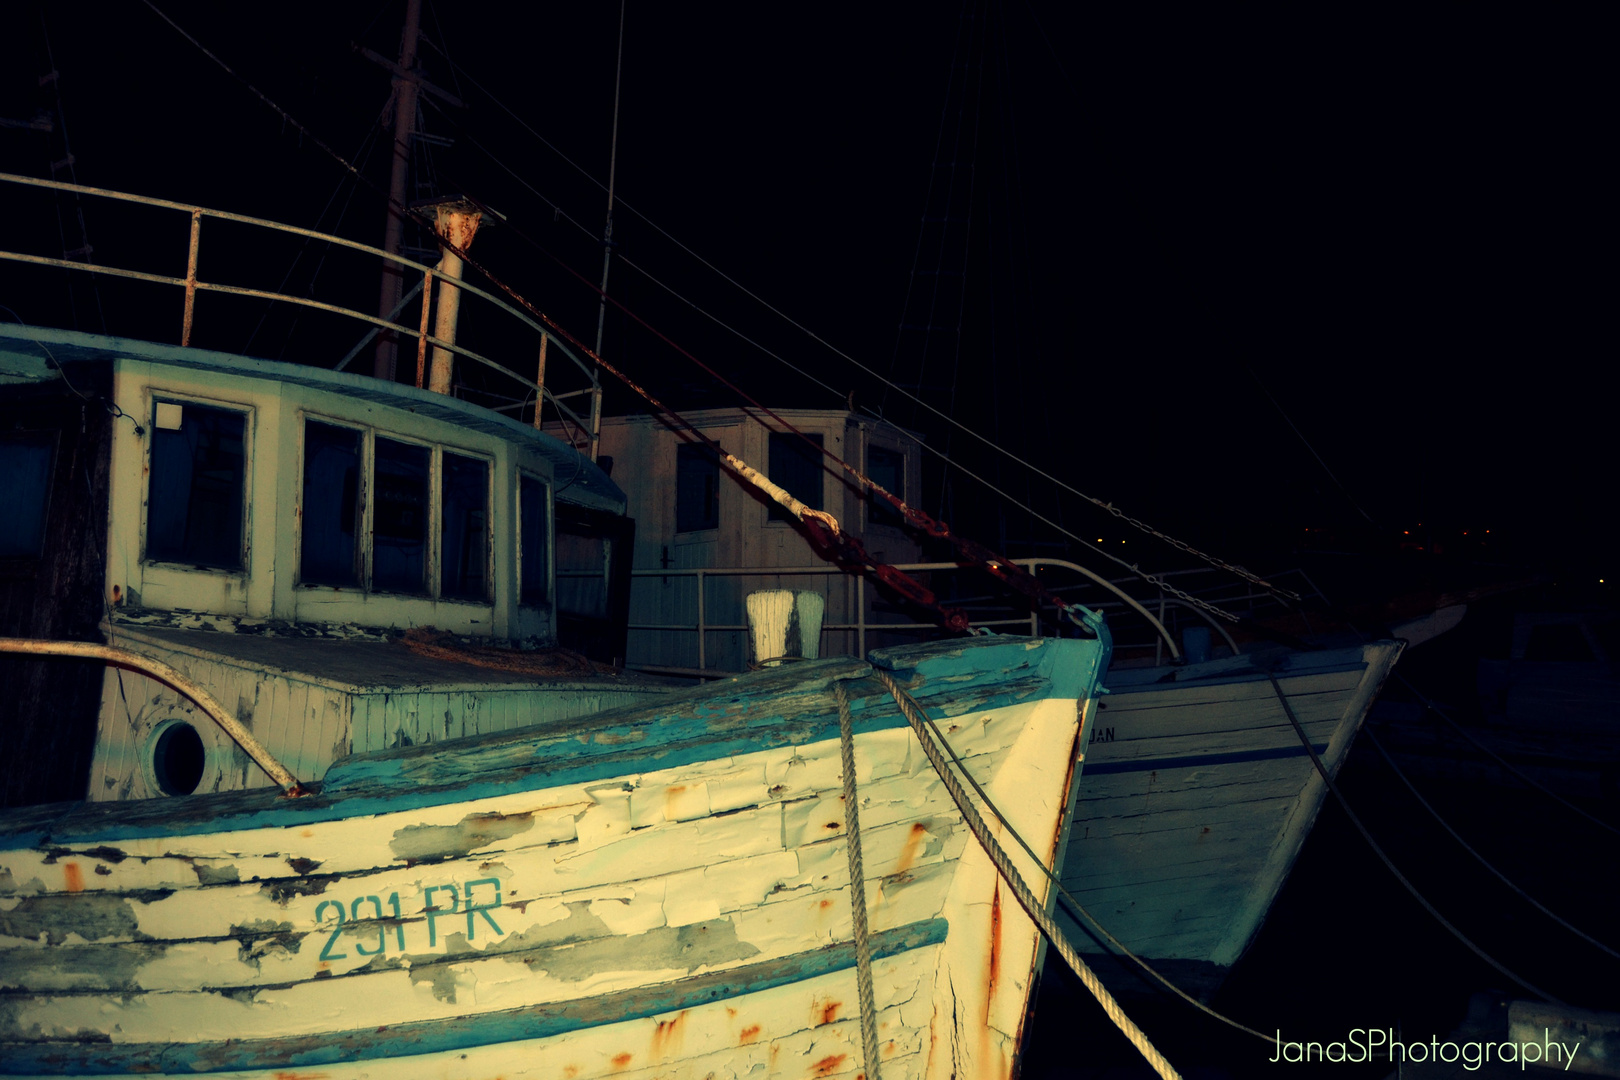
[0,195,1112,1076]
[1057,638,1402,999]
[0,631,1105,1078]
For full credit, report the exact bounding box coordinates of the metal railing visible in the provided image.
[0,172,602,444]
[605,558,1276,677]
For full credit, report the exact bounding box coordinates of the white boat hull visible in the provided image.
[1058,640,1401,997]
[0,636,1105,1078]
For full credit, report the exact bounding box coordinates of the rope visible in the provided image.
[833,683,882,1080]
[1362,727,1620,961]
[906,683,1277,1045]
[1267,674,1562,1003]
[1390,672,1620,838]
[873,669,1182,1080]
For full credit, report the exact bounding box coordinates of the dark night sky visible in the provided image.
[1,2,1609,579]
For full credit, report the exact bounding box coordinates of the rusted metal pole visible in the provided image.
[427,202,480,395]
[532,332,549,429]
[414,265,433,388]
[180,209,201,346]
[372,0,423,381]
[0,638,306,796]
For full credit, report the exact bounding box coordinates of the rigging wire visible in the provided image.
[1387,673,1620,839]
[134,0,1236,629]
[1362,726,1620,961]
[1269,674,1563,1004]
[883,0,974,402]
[415,26,1294,601]
[1245,364,1377,525]
[896,676,1278,1046]
[933,0,989,520]
[242,112,384,356]
[410,52,1246,619]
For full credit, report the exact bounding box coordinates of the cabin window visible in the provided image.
[519,473,550,606]
[371,437,431,594]
[441,452,490,601]
[299,417,506,604]
[675,443,720,532]
[300,421,362,586]
[867,445,904,528]
[0,432,56,558]
[147,401,246,569]
[767,431,823,523]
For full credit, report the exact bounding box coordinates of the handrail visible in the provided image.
[0,171,599,410]
[0,638,306,796]
[616,557,1180,662]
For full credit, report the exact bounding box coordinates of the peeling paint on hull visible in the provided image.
[0,634,1107,1078]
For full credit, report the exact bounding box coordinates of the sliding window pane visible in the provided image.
[867,446,904,528]
[441,453,490,601]
[0,433,55,558]
[148,402,245,569]
[767,431,822,523]
[300,421,361,586]
[676,443,720,532]
[372,438,429,594]
[520,474,549,606]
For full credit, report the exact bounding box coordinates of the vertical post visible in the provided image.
[180,210,201,347]
[414,266,433,388]
[373,0,423,381]
[588,380,603,462]
[695,569,706,672]
[427,203,480,396]
[532,332,549,429]
[857,575,867,659]
[1155,588,1167,666]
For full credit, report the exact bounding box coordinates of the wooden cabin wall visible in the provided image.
[0,371,112,807]
[596,411,928,672]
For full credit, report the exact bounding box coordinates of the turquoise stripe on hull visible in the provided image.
[0,919,948,1075]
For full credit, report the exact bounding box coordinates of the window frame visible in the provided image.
[765,430,825,526]
[674,441,721,534]
[516,468,554,609]
[0,428,60,565]
[865,442,907,531]
[296,412,496,604]
[142,392,253,575]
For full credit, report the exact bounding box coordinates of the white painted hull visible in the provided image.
[0,636,1105,1078]
[1058,640,1401,997]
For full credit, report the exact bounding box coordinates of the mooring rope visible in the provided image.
[1362,726,1620,961]
[906,684,1279,1046]
[833,682,883,1080]
[1268,674,1563,1004]
[873,669,1182,1080]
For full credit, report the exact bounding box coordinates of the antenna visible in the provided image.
[588,0,628,463]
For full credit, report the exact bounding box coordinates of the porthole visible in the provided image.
[151,721,206,796]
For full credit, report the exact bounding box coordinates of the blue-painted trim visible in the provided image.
[0,918,949,1076]
[0,636,1106,848]
[1082,743,1329,776]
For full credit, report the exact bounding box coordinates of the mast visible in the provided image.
[372,0,423,381]
[588,0,627,461]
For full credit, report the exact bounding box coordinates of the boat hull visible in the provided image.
[0,635,1105,1078]
[1057,640,1401,998]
